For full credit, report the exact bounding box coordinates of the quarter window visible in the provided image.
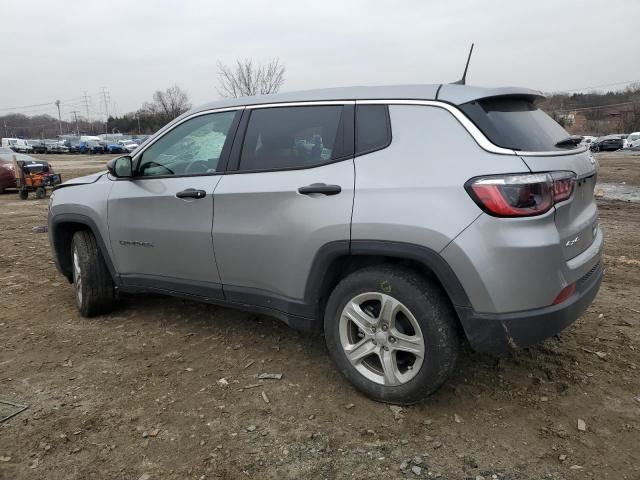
[239,106,347,171]
[137,110,237,177]
[355,104,391,155]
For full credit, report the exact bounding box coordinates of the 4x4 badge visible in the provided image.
[565,236,580,247]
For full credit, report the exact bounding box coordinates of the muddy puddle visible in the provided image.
[596,182,640,202]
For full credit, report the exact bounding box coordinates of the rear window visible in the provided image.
[460,96,574,152]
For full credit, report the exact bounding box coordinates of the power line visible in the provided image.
[0,96,83,113]
[552,79,640,94]
[550,101,636,113]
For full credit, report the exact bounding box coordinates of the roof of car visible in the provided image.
[190,83,543,114]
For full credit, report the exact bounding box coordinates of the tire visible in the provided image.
[324,265,459,404]
[19,189,28,200]
[71,230,115,317]
[35,187,46,199]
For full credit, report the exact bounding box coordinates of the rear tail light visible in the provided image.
[552,282,576,305]
[465,171,576,217]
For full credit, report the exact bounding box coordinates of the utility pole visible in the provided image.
[136,113,141,135]
[101,87,111,135]
[82,91,91,133]
[55,99,62,136]
[71,110,80,135]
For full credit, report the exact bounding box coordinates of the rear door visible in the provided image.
[107,109,241,298]
[212,103,355,313]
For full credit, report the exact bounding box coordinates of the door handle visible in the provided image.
[176,188,207,199]
[298,183,342,196]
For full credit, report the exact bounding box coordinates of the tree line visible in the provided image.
[539,83,640,134]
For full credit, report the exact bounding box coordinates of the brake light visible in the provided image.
[465,172,576,217]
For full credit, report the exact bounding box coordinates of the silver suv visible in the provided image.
[48,84,603,404]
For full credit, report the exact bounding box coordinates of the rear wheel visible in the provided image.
[19,189,28,200]
[324,265,459,404]
[71,230,114,317]
[35,187,46,199]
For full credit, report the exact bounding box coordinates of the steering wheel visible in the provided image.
[185,160,211,174]
[140,161,174,176]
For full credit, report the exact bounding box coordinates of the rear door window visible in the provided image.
[460,96,574,152]
[238,105,350,171]
[355,104,391,155]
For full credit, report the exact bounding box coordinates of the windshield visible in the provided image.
[459,96,575,152]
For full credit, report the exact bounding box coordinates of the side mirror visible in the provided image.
[107,155,133,178]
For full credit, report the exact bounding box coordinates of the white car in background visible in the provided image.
[626,132,640,149]
[580,135,597,149]
[118,140,139,153]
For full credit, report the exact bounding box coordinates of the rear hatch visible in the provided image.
[460,95,599,261]
[522,151,598,260]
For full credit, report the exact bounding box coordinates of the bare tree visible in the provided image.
[216,58,285,98]
[142,85,192,122]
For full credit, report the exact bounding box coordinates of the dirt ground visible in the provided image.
[1,153,639,480]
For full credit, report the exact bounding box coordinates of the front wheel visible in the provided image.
[324,265,459,404]
[71,230,115,317]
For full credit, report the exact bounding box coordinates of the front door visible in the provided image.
[213,104,355,315]
[107,109,240,299]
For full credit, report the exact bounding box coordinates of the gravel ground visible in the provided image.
[0,153,638,479]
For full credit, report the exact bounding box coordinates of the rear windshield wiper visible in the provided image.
[555,136,582,148]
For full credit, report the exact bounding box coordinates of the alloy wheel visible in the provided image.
[73,248,83,306]
[338,292,425,386]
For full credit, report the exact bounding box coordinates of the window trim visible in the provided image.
[121,98,586,181]
[226,103,356,174]
[354,103,392,157]
[124,107,243,180]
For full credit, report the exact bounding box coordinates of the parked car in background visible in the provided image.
[591,135,624,152]
[43,141,70,154]
[79,141,105,154]
[27,140,48,154]
[49,83,603,403]
[580,135,597,149]
[105,143,125,154]
[0,147,17,192]
[68,141,81,153]
[118,139,139,152]
[0,149,56,192]
[2,138,33,153]
[626,132,640,148]
[618,133,630,148]
[0,157,16,192]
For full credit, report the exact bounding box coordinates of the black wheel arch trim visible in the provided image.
[303,239,471,319]
[347,240,471,308]
[49,213,119,284]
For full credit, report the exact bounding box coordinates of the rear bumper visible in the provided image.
[457,261,603,353]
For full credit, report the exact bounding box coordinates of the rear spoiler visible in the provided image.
[437,85,544,105]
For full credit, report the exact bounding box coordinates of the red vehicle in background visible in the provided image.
[0,147,57,194]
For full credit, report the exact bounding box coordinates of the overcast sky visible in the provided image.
[1,0,638,121]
